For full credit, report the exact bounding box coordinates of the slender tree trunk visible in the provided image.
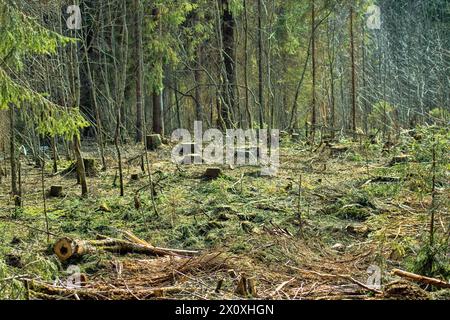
[152,7,164,135]
[83,41,106,170]
[115,111,124,197]
[9,106,20,207]
[71,26,88,196]
[73,135,88,196]
[50,137,58,173]
[243,0,253,129]
[152,92,163,135]
[311,0,317,142]
[350,6,357,134]
[194,45,203,122]
[135,0,144,143]
[221,0,235,128]
[257,0,264,128]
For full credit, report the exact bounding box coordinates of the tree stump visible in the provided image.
[204,167,221,180]
[49,185,63,198]
[330,145,348,157]
[388,154,411,166]
[83,158,97,177]
[291,133,301,142]
[130,173,140,181]
[146,134,162,151]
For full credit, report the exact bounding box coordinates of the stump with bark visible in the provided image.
[61,158,97,178]
[388,154,411,166]
[146,134,162,151]
[49,185,63,198]
[204,167,222,180]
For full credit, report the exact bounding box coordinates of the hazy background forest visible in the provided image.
[0,0,449,301]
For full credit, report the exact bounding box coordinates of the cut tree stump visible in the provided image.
[388,154,411,166]
[146,134,162,151]
[49,185,63,198]
[329,145,348,156]
[204,167,221,180]
[60,158,97,177]
[291,133,301,142]
[83,158,97,177]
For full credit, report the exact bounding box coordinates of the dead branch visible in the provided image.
[392,269,450,289]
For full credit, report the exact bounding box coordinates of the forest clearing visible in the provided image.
[1,132,449,300]
[0,0,449,304]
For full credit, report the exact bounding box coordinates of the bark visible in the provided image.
[73,135,88,196]
[257,0,264,128]
[350,6,357,134]
[221,0,236,128]
[243,0,253,128]
[9,106,20,207]
[392,269,450,289]
[311,0,317,142]
[135,0,144,143]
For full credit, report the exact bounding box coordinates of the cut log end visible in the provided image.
[54,237,75,261]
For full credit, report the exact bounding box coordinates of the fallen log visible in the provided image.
[392,269,450,289]
[287,265,383,294]
[27,279,188,300]
[54,237,199,261]
[53,237,96,261]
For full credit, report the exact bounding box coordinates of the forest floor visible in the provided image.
[0,132,449,300]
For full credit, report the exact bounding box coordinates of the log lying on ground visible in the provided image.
[392,269,450,289]
[53,237,96,261]
[27,279,188,300]
[53,237,199,261]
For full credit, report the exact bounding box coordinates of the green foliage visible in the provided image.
[407,237,450,282]
[144,0,196,92]
[0,2,87,139]
[368,100,396,129]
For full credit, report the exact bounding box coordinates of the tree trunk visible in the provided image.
[257,0,264,129]
[194,45,203,122]
[243,0,253,129]
[221,0,235,128]
[152,91,163,135]
[9,106,20,207]
[350,6,357,134]
[311,0,317,142]
[73,135,88,196]
[135,0,144,143]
